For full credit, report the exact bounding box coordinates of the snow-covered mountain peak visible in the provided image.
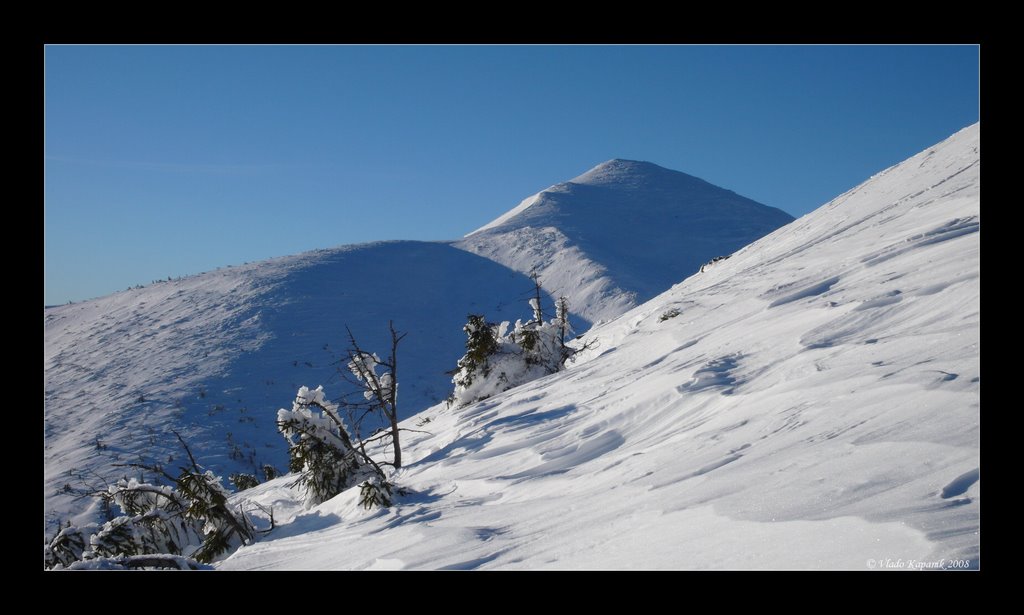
[569,158,691,187]
[457,160,793,323]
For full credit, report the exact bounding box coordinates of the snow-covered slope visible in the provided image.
[45,160,791,537]
[456,159,793,324]
[44,241,559,533]
[220,124,979,570]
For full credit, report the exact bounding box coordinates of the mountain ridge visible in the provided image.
[457,158,793,323]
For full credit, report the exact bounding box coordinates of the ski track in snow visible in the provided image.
[211,124,979,570]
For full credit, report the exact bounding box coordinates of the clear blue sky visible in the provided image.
[44,45,979,305]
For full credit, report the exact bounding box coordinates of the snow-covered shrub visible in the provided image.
[175,469,255,563]
[64,554,210,570]
[358,478,393,510]
[230,472,260,491]
[261,464,279,481]
[699,254,731,273]
[447,292,579,408]
[83,478,200,561]
[44,523,97,569]
[659,307,681,321]
[277,385,383,508]
[451,314,500,393]
[43,449,259,569]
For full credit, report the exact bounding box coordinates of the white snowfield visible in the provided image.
[218,124,979,570]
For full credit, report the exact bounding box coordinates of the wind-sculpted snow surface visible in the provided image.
[220,124,979,570]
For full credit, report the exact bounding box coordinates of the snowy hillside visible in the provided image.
[219,124,979,570]
[44,241,559,533]
[456,159,793,323]
[45,159,793,537]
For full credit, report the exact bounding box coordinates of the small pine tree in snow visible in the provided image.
[86,477,202,560]
[451,314,501,393]
[230,472,260,491]
[277,327,407,511]
[62,554,209,570]
[261,464,279,481]
[175,468,256,563]
[44,523,96,569]
[276,385,389,508]
[447,278,584,408]
[358,478,393,510]
[43,433,260,569]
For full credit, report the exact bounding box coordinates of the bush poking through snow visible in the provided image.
[699,254,731,273]
[277,385,385,508]
[65,554,211,570]
[43,432,262,569]
[659,308,681,322]
[277,325,411,511]
[447,276,591,408]
[44,523,95,569]
[261,464,279,481]
[230,473,260,491]
[358,478,393,510]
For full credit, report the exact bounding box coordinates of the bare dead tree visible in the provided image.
[341,321,407,469]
